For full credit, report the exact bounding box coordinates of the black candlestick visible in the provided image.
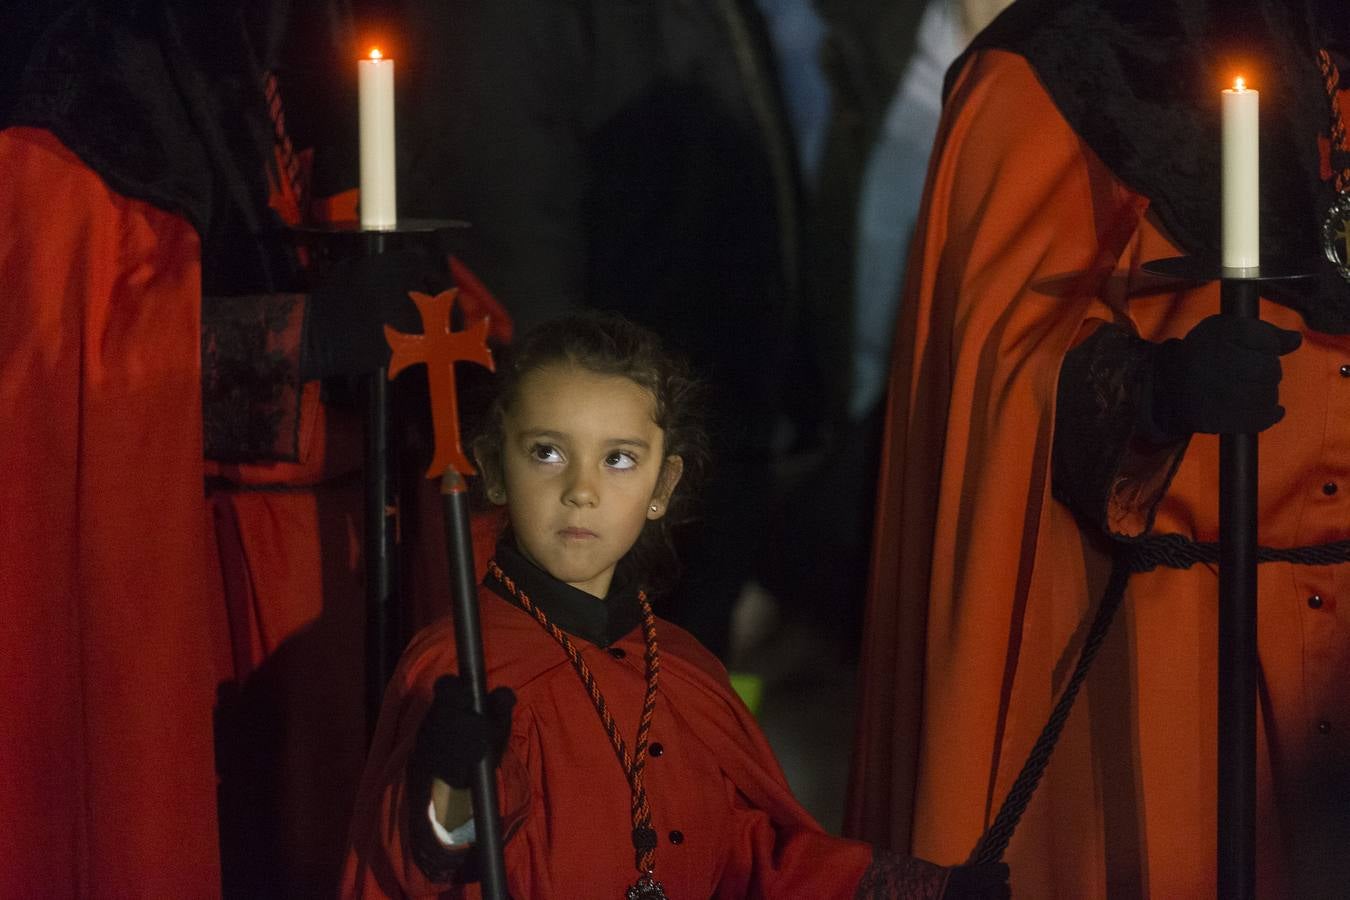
[1217,276,1259,900]
[289,219,467,733]
[1143,257,1313,900]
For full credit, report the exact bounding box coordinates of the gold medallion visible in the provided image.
[1323,190,1350,282]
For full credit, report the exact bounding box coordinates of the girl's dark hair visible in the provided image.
[473,311,707,594]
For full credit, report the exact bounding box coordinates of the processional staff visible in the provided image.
[357,43,511,900]
[386,286,507,899]
[1215,74,1261,900]
[1119,76,1295,897]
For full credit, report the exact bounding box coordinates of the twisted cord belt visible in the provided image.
[970,533,1350,864]
[487,562,666,898]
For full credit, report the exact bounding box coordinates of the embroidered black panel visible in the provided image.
[202,292,305,462]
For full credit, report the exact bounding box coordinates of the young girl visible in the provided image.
[341,313,1007,898]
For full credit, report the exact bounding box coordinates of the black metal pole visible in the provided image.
[288,220,467,733]
[441,469,508,900]
[363,364,392,731]
[1218,276,1259,900]
[362,229,396,735]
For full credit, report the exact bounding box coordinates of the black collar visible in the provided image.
[484,541,643,648]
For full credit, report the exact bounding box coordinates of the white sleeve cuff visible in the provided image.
[428,800,477,847]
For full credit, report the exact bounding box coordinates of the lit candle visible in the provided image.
[1221,76,1259,269]
[359,48,397,229]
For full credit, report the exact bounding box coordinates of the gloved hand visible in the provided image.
[1143,314,1301,438]
[874,852,1010,899]
[301,247,442,378]
[412,674,517,790]
[943,862,1011,899]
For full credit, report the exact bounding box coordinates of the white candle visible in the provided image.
[358,48,397,229]
[1221,77,1259,269]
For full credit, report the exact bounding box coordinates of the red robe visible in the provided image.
[0,120,503,895]
[342,581,882,898]
[848,50,1350,897]
[0,126,223,892]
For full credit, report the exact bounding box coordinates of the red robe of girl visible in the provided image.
[342,546,932,898]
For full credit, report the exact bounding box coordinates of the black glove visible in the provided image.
[1143,314,1301,438]
[301,247,443,378]
[412,674,516,790]
[943,862,1011,899]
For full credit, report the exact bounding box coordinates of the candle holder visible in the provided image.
[1142,255,1315,900]
[289,218,468,732]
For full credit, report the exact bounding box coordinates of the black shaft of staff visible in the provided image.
[440,470,509,900]
[363,229,397,736]
[1218,276,1259,900]
[364,365,392,733]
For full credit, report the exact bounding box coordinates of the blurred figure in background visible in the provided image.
[757,0,1011,667]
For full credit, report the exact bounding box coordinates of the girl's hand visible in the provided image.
[412,674,516,789]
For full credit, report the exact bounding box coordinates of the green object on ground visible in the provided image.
[728,672,764,716]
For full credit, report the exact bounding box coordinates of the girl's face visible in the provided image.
[484,363,683,598]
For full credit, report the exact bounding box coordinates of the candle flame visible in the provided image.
[1233,76,1246,92]
[368,47,383,60]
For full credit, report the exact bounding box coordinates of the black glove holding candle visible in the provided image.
[1141,313,1302,439]
[300,247,441,379]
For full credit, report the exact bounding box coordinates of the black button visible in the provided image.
[608,647,626,659]
[1340,364,1350,377]
[1317,720,1333,735]
[1309,594,1325,610]
[1324,482,1339,496]
[649,742,664,757]
[668,830,684,845]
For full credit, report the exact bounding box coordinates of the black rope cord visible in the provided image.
[970,533,1350,865]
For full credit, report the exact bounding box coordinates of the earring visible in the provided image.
[489,487,505,502]
[649,503,659,513]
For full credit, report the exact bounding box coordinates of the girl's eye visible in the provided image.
[529,443,563,463]
[604,450,637,470]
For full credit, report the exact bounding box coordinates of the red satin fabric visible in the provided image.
[0,126,222,894]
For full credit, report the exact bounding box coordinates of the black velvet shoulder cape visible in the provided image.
[950,0,1350,331]
[1,1,351,295]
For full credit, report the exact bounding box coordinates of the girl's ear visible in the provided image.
[646,455,684,520]
[474,440,507,506]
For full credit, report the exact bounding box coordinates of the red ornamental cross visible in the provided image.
[385,288,495,479]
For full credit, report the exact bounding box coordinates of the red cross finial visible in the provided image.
[385,288,495,479]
